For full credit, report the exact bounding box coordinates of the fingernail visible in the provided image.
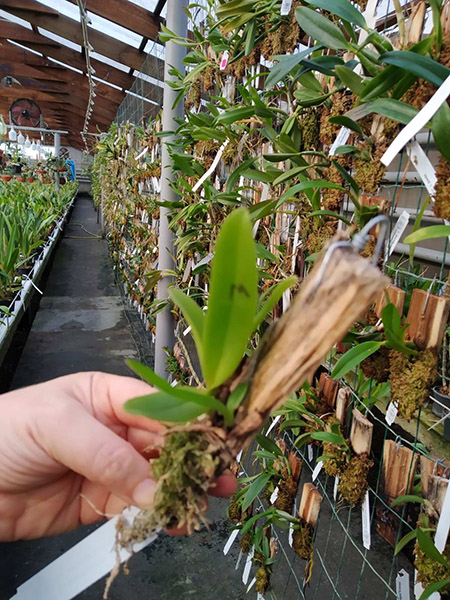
[133,478,156,508]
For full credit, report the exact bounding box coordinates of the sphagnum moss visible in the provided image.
[415,541,450,598]
[117,430,221,547]
[338,454,373,506]
[292,519,314,560]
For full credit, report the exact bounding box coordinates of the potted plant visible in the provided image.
[0,166,14,182]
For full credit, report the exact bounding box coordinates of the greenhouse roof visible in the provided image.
[0,0,167,148]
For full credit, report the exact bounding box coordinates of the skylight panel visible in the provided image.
[35,0,80,21]
[38,28,82,52]
[7,40,43,56]
[0,11,32,29]
[48,57,83,74]
[90,51,130,73]
[87,12,143,48]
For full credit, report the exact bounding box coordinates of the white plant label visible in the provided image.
[242,546,255,584]
[10,508,159,600]
[434,478,450,552]
[329,127,351,156]
[382,73,450,166]
[220,50,230,70]
[385,401,399,426]
[266,415,281,436]
[308,444,314,462]
[223,527,240,555]
[236,449,244,463]
[386,210,410,257]
[362,491,371,550]
[396,569,411,600]
[289,500,297,547]
[280,0,292,15]
[193,140,229,192]
[334,474,340,501]
[235,549,243,571]
[282,289,291,313]
[407,141,437,196]
[257,594,265,600]
[312,461,323,482]
[136,146,148,161]
[247,577,257,592]
[270,486,280,504]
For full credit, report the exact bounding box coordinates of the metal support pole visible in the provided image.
[154,0,188,377]
[54,132,60,192]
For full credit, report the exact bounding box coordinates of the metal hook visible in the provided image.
[311,215,390,294]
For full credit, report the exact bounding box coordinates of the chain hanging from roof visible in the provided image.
[77,0,96,153]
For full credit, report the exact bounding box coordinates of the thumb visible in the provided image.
[40,403,157,508]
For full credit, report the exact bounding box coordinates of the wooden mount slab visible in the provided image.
[318,372,339,408]
[350,408,373,456]
[376,440,417,547]
[375,285,406,319]
[336,387,351,426]
[427,475,449,516]
[299,483,323,527]
[420,455,450,516]
[407,0,426,44]
[405,288,450,351]
[289,451,303,484]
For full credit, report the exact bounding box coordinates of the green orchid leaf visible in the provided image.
[335,65,364,95]
[381,51,450,87]
[242,473,272,511]
[280,180,346,204]
[169,288,205,359]
[265,46,320,88]
[254,276,298,330]
[432,101,450,161]
[394,529,418,556]
[331,341,383,380]
[311,431,346,445]
[305,0,366,27]
[404,225,450,245]
[227,382,249,413]
[202,209,258,390]
[125,391,206,423]
[418,579,450,600]
[296,6,350,50]
[417,528,450,570]
[256,434,285,458]
[391,494,427,508]
[368,98,419,125]
[329,115,364,137]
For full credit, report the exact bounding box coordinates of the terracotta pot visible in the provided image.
[0,175,12,182]
[16,176,25,182]
[27,177,35,183]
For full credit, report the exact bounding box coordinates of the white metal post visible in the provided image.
[54,132,60,191]
[154,0,189,377]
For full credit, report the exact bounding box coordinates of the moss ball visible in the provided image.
[434,155,450,220]
[293,519,314,560]
[361,345,391,383]
[255,566,270,593]
[389,349,437,421]
[338,453,373,506]
[415,541,450,597]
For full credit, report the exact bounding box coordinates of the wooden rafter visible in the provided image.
[0,0,163,73]
[65,0,162,41]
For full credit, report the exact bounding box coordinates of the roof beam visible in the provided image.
[0,19,60,46]
[0,24,135,90]
[65,0,162,41]
[0,0,160,73]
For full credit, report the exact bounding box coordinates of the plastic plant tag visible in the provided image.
[136,147,148,161]
[434,478,450,552]
[266,415,281,436]
[289,500,297,547]
[312,461,323,482]
[386,401,399,426]
[220,50,229,70]
[407,141,437,196]
[386,211,409,258]
[308,444,314,462]
[247,577,257,592]
[362,491,371,550]
[382,74,450,166]
[235,549,244,571]
[329,127,351,156]
[224,527,241,555]
[236,449,244,463]
[270,486,280,504]
[257,594,265,600]
[242,545,255,584]
[280,0,292,15]
[282,289,291,313]
[396,569,411,600]
[193,140,229,192]
[334,474,340,501]
[10,508,159,600]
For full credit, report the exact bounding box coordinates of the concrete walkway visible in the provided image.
[0,195,242,600]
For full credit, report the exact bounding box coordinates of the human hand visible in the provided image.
[0,372,237,541]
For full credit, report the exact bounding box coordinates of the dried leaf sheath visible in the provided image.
[227,246,389,454]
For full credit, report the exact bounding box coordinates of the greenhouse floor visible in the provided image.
[0,195,244,600]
